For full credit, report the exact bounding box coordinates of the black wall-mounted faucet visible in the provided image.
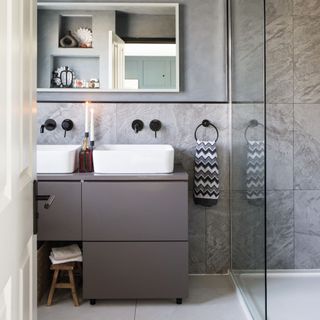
[40,119,57,133]
[149,119,162,138]
[61,119,74,137]
[132,120,144,134]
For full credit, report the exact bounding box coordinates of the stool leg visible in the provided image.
[47,269,59,306]
[68,270,79,306]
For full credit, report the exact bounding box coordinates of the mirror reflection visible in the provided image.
[108,5,179,91]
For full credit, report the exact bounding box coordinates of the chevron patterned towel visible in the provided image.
[193,140,219,207]
[246,140,265,201]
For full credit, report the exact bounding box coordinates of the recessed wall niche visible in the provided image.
[59,15,93,48]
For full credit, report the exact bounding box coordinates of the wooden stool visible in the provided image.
[47,262,79,306]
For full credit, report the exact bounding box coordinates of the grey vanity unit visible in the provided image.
[37,166,189,304]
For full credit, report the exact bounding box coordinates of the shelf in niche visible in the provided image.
[55,47,98,57]
[37,55,100,90]
[59,15,93,48]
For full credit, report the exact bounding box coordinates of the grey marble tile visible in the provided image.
[295,190,320,236]
[266,16,293,104]
[188,194,206,274]
[37,103,117,145]
[206,192,230,274]
[189,235,206,274]
[189,193,206,238]
[231,104,265,191]
[231,191,265,270]
[294,104,320,189]
[267,191,294,269]
[294,16,320,103]
[293,0,320,16]
[266,104,293,190]
[231,0,265,102]
[266,0,293,20]
[295,233,320,269]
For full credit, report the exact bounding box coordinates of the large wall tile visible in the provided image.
[37,103,117,145]
[231,0,264,102]
[189,235,206,274]
[266,16,293,103]
[295,233,320,269]
[188,195,206,274]
[266,104,293,190]
[267,191,294,269]
[294,16,320,103]
[231,191,265,270]
[294,104,320,189]
[293,0,320,16]
[206,192,230,274]
[266,0,293,20]
[295,190,320,235]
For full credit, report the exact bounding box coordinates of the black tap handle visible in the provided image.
[61,119,73,138]
[149,120,162,139]
[132,120,144,134]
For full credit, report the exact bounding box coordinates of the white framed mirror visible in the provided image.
[37,2,179,93]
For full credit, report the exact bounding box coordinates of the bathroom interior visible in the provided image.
[2,0,320,319]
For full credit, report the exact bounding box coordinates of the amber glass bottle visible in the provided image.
[79,133,93,172]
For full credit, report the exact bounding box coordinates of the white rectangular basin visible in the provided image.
[93,144,174,174]
[37,145,81,174]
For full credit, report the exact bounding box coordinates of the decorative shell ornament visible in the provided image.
[75,27,93,48]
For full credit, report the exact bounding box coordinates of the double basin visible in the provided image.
[37,144,174,174]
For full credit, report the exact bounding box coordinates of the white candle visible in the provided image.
[85,101,89,133]
[90,108,94,142]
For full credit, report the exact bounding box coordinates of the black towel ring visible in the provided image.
[244,119,264,144]
[194,119,219,142]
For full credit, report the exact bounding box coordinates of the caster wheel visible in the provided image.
[90,299,96,305]
[176,298,182,305]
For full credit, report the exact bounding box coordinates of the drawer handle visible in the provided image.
[36,195,56,209]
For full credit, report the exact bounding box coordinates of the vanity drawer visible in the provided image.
[82,241,188,299]
[82,181,188,241]
[37,181,82,241]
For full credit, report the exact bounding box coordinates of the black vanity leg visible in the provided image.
[176,298,182,305]
[90,299,96,305]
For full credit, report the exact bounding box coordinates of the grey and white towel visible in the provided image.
[51,244,82,261]
[193,140,219,207]
[246,140,264,201]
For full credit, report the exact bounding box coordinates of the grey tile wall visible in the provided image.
[38,102,229,274]
[231,191,265,270]
[266,0,320,269]
[267,191,294,269]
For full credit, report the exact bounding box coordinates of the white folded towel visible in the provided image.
[49,254,82,265]
[51,244,82,261]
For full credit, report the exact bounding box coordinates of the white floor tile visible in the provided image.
[38,275,248,320]
[38,291,136,320]
[135,276,248,320]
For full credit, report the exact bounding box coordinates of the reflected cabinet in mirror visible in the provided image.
[37,2,179,93]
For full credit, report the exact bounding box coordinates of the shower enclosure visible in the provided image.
[230,0,320,319]
[229,0,266,319]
